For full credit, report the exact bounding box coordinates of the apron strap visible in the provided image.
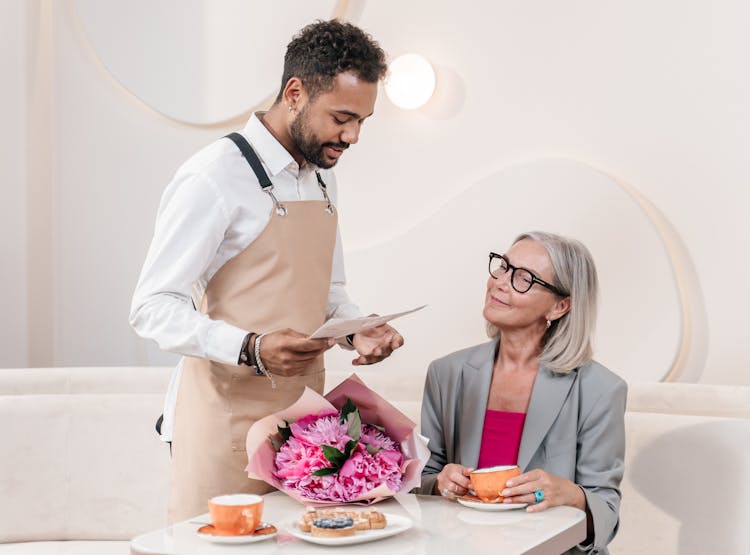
[225,132,273,190]
[225,132,287,215]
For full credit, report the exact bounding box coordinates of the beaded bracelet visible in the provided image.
[253,333,276,389]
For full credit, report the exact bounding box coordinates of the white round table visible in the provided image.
[130,491,586,555]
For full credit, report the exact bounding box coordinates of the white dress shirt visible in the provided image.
[130,113,361,441]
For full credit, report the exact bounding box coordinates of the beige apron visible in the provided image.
[168,133,337,522]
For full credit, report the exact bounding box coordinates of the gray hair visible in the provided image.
[487,231,599,374]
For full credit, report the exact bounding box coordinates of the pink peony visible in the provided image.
[361,425,399,451]
[273,439,327,481]
[290,414,350,449]
[291,409,338,432]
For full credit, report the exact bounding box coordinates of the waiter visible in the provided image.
[129,20,402,522]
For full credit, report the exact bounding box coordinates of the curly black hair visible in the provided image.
[275,19,387,102]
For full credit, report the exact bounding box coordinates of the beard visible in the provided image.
[289,105,348,169]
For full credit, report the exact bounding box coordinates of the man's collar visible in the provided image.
[242,112,301,177]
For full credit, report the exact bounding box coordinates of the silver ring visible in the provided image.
[441,488,450,497]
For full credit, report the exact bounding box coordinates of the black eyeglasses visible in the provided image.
[488,252,567,296]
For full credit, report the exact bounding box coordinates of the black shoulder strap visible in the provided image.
[224,132,273,190]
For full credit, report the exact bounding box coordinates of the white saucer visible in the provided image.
[457,497,528,511]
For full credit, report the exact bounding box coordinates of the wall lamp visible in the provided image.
[384,53,436,110]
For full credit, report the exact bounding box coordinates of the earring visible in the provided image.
[288,105,294,112]
[546,320,551,329]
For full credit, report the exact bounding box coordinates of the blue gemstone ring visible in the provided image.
[533,489,545,503]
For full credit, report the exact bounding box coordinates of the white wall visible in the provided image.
[0,1,28,367]
[3,1,749,385]
[343,0,750,385]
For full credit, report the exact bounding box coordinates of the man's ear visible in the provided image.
[282,77,306,111]
[546,296,571,323]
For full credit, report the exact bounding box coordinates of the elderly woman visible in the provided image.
[418,231,626,554]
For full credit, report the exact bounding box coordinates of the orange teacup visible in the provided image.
[469,465,521,503]
[208,494,263,535]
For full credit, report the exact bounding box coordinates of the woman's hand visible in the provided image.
[501,469,586,513]
[434,463,473,499]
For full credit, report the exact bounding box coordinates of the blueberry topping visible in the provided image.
[312,516,354,529]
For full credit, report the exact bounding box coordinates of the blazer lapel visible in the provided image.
[457,340,497,468]
[516,365,577,471]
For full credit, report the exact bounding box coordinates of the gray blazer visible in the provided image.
[418,339,627,555]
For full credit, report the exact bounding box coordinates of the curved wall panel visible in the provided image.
[73,0,339,124]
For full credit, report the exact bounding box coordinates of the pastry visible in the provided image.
[367,509,387,529]
[298,507,387,533]
[310,516,356,537]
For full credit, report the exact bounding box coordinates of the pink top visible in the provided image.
[476,409,527,468]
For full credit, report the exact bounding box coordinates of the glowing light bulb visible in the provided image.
[384,54,436,110]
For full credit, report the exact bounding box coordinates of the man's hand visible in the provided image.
[351,320,404,365]
[259,329,335,376]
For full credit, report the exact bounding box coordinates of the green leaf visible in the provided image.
[346,410,362,442]
[370,423,386,433]
[340,398,357,424]
[277,420,292,441]
[269,436,283,452]
[321,444,347,467]
[312,467,339,477]
[365,443,382,456]
[343,439,358,458]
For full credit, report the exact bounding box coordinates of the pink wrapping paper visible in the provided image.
[245,373,430,506]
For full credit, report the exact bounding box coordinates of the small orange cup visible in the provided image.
[208,494,263,535]
[469,465,521,503]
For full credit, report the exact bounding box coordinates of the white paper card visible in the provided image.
[309,305,427,339]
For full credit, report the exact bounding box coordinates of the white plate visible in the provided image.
[196,524,277,544]
[457,498,528,511]
[285,513,412,546]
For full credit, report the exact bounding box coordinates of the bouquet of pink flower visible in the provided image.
[245,374,429,505]
[272,399,404,502]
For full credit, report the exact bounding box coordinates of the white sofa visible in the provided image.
[0,367,171,555]
[1,367,749,554]
[612,383,750,555]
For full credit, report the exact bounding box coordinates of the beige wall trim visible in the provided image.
[25,0,56,367]
[609,174,708,383]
